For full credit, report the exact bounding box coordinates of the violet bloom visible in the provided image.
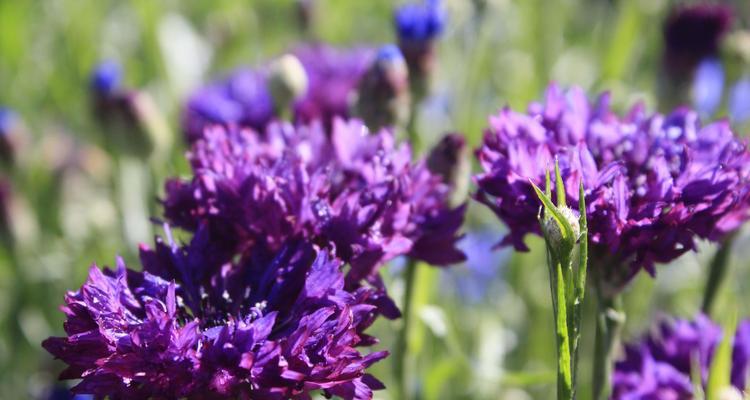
[613,314,750,399]
[663,3,733,77]
[292,44,375,127]
[182,44,373,142]
[164,118,465,291]
[182,68,275,143]
[475,84,750,293]
[43,228,388,399]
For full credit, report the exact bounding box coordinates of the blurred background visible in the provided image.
[2,0,750,398]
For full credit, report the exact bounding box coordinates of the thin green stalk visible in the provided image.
[592,293,625,400]
[702,233,737,316]
[555,260,573,400]
[395,258,418,400]
[570,185,588,392]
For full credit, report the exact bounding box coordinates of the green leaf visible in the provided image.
[555,158,566,208]
[706,311,737,399]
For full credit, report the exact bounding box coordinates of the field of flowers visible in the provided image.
[2,0,750,399]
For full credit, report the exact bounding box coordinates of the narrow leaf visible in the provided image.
[555,158,566,208]
[706,312,737,398]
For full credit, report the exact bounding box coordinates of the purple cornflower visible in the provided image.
[164,118,465,291]
[475,84,750,293]
[292,44,375,127]
[182,68,275,143]
[182,44,374,143]
[613,314,750,398]
[663,3,733,77]
[43,228,389,399]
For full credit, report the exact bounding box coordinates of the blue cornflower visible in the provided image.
[394,0,446,42]
[89,60,122,95]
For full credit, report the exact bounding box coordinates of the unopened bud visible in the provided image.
[394,0,446,99]
[543,206,580,254]
[90,60,122,96]
[90,61,171,160]
[0,108,27,169]
[427,133,469,206]
[718,387,745,400]
[354,45,411,131]
[268,54,309,114]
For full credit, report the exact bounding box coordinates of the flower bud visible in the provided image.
[0,108,27,169]
[354,45,411,131]
[90,60,122,96]
[394,0,446,99]
[268,54,309,115]
[542,206,580,255]
[90,61,171,160]
[426,133,469,206]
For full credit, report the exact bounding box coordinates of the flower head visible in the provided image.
[475,84,750,292]
[164,119,465,292]
[613,314,750,399]
[182,68,275,143]
[182,44,374,143]
[292,44,375,127]
[663,3,733,75]
[394,0,445,95]
[43,228,389,399]
[394,0,446,43]
[90,60,122,95]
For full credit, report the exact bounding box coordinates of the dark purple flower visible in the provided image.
[292,44,375,127]
[43,228,388,399]
[164,118,465,291]
[613,314,750,399]
[475,84,750,292]
[182,44,374,143]
[663,3,733,76]
[182,69,275,143]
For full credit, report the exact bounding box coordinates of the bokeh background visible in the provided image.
[2,0,750,398]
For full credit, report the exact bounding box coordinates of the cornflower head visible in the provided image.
[43,226,390,399]
[163,118,465,294]
[475,83,750,295]
[182,44,374,143]
[663,3,733,77]
[614,314,750,399]
[394,0,446,96]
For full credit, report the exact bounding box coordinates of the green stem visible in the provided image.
[592,293,625,400]
[395,258,417,400]
[702,233,737,316]
[555,260,573,400]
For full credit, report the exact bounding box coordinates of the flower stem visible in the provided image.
[395,258,417,400]
[592,293,625,400]
[702,232,737,316]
